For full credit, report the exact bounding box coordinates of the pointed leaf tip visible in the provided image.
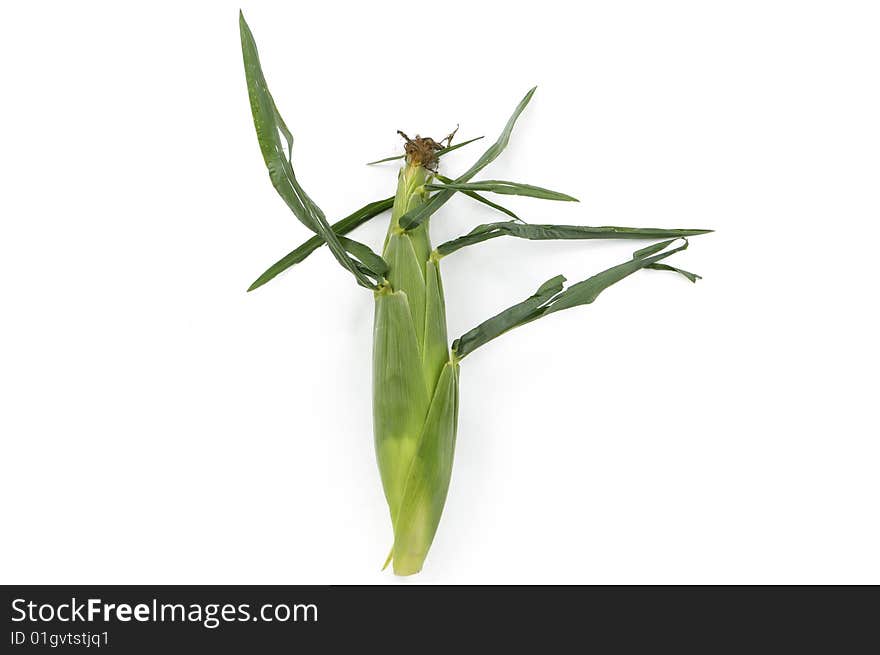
[454,237,697,358]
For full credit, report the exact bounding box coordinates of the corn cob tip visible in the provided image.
[396,126,458,171]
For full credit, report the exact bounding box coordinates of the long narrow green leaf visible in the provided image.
[437,221,712,256]
[435,174,521,221]
[646,262,702,283]
[425,180,578,202]
[247,197,393,292]
[398,87,537,231]
[542,238,689,315]
[451,276,565,358]
[436,136,485,158]
[240,12,378,289]
[354,261,384,285]
[366,153,407,166]
[366,136,485,165]
[365,154,405,166]
[338,236,389,279]
[633,239,677,259]
[452,238,695,358]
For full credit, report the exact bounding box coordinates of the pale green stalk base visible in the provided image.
[373,162,460,576]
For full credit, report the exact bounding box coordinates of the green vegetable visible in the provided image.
[239,12,713,575]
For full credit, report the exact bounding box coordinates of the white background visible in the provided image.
[1,1,878,584]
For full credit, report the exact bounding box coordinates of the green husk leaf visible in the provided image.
[437,221,711,256]
[373,289,431,522]
[425,180,578,202]
[435,174,522,222]
[398,87,537,231]
[422,258,449,397]
[240,12,376,289]
[452,239,693,358]
[392,361,460,576]
[366,136,485,165]
[384,233,427,352]
[247,197,393,292]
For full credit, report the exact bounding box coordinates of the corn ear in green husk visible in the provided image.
[239,13,712,575]
[373,159,458,575]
